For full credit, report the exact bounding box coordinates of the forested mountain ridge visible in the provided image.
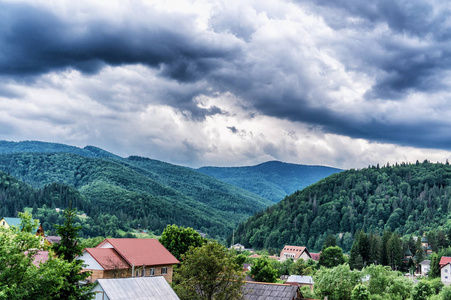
[232,161,451,252]
[197,161,342,202]
[0,141,271,239]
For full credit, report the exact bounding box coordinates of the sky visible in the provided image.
[1,0,451,169]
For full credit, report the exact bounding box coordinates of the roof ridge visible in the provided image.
[104,238,134,267]
[245,281,292,286]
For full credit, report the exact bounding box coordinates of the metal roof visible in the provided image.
[95,277,180,300]
[243,281,299,300]
[285,275,314,284]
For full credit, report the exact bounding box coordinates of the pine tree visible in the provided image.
[52,207,93,300]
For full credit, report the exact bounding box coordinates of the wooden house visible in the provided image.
[0,217,45,236]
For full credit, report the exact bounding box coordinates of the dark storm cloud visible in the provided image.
[299,0,451,99]
[0,2,239,81]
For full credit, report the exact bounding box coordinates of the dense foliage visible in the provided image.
[52,208,93,300]
[233,161,451,251]
[159,224,206,261]
[0,141,271,240]
[0,213,74,300]
[198,161,342,202]
[173,241,245,300]
[314,264,414,300]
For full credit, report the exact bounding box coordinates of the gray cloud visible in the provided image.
[0,2,240,80]
[2,0,451,166]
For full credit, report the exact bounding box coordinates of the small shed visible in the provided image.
[285,275,314,291]
[91,276,180,300]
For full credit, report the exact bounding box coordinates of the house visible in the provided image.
[280,245,311,262]
[310,253,320,261]
[243,263,252,272]
[0,217,45,236]
[91,276,180,300]
[403,248,413,265]
[79,238,179,283]
[440,257,451,285]
[231,243,245,251]
[421,235,433,256]
[285,275,314,291]
[242,281,301,300]
[419,260,430,276]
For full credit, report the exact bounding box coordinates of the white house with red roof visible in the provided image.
[279,245,311,262]
[440,257,451,285]
[79,238,179,283]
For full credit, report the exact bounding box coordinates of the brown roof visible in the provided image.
[97,238,179,266]
[85,248,130,270]
[243,281,299,300]
[280,245,311,260]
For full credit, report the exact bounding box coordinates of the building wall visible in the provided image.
[299,252,311,261]
[0,219,10,229]
[91,283,110,300]
[84,264,175,283]
[442,265,451,285]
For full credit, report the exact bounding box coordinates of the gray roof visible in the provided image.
[243,281,299,300]
[285,275,314,284]
[420,260,431,265]
[94,277,180,300]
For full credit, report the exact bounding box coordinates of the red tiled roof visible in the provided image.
[85,248,130,270]
[440,257,451,267]
[310,253,320,261]
[97,238,179,266]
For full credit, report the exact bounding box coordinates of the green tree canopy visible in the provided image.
[318,246,345,268]
[159,224,206,261]
[412,281,433,300]
[314,264,361,300]
[173,241,245,300]
[351,284,369,300]
[0,212,72,300]
[52,207,93,300]
[249,257,278,283]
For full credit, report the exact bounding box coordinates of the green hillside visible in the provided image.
[197,161,342,202]
[0,141,271,240]
[232,161,451,252]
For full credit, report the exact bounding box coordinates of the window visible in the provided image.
[135,269,140,277]
[161,267,168,275]
[446,269,449,273]
[446,276,449,279]
[149,268,155,276]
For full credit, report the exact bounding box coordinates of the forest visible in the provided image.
[0,141,272,240]
[197,161,341,202]
[232,161,451,252]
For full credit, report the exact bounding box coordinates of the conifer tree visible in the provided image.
[52,207,93,300]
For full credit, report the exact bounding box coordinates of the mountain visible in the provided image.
[197,161,342,202]
[0,141,271,240]
[231,161,451,252]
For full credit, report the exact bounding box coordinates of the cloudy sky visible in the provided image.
[1,0,451,169]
